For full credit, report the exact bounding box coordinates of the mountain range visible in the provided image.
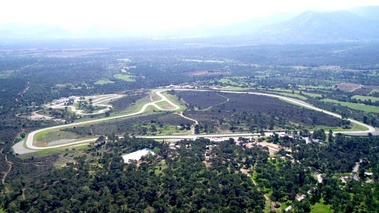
[1,6,379,44]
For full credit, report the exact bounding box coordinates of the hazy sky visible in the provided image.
[1,0,379,31]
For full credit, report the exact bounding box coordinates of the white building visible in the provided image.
[122,148,155,163]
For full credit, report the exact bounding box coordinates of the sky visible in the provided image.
[1,0,379,32]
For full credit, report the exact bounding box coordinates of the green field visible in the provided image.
[219,86,251,91]
[322,98,379,113]
[312,122,368,132]
[162,92,186,111]
[114,74,136,82]
[34,130,79,142]
[94,78,115,85]
[273,91,308,100]
[302,92,323,98]
[268,88,310,100]
[218,78,239,86]
[19,144,89,159]
[369,89,379,95]
[311,201,331,213]
[352,95,379,102]
[155,101,175,110]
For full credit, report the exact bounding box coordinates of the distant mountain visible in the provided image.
[247,10,379,44]
[1,6,379,44]
[202,12,298,37]
[0,23,73,40]
[349,6,379,20]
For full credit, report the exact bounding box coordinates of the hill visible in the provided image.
[1,6,379,44]
[249,10,379,44]
[349,6,379,20]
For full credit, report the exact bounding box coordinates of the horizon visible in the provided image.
[1,0,379,33]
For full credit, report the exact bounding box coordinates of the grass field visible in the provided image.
[112,95,151,115]
[113,74,135,82]
[218,78,240,86]
[302,92,323,98]
[162,92,186,111]
[219,86,251,91]
[322,98,379,113]
[352,95,379,102]
[155,101,175,110]
[272,91,308,100]
[19,144,89,159]
[269,88,309,100]
[369,89,379,95]
[312,122,368,132]
[34,130,79,142]
[94,78,115,85]
[310,201,331,213]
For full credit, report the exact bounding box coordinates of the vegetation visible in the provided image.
[322,98,379,113]
[94,78,115,85]
[178,91,345,134]
[2,137,267,212]
[113,74,136,82]
[1,41,379,212]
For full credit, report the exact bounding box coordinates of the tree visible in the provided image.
[194,124,200,134]
[363,115,368,124]
[328,130,333,143]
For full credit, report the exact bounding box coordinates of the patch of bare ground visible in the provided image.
[240,168,251,176]
[1,148,13,193]
[203,160,212,168]
[184,70,231,76]
[29,111,54,120]
[337,83,362,92]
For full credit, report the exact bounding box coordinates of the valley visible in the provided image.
[1,38,379,212]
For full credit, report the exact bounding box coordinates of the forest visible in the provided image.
[1,137,267,212]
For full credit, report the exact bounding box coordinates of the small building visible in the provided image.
[122,148,155,164]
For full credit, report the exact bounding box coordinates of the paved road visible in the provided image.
[50,94,124,116]
[175,89,376,135]
[15,90,180,152]
[14,88,377,154]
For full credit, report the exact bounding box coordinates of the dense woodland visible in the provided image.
[1,138,266,212]
[2,133,379,212]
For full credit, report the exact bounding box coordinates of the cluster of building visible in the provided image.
[51,96,76,105]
